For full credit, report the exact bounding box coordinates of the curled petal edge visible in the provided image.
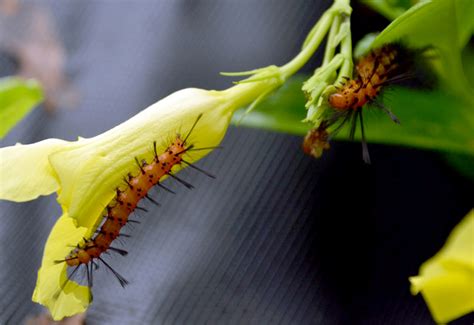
[32,214,90,321]
[0,139,71,202]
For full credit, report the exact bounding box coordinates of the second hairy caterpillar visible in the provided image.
[55,114,216,298]
[329,44,407,110]
[304,44,428,163]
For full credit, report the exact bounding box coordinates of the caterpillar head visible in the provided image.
[328,92,349,110]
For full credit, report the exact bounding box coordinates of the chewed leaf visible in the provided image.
[0,77,43,139]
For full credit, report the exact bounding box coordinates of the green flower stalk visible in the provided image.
[302,0,353,125]
[0,1,352,320]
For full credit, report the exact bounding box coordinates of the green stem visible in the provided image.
[336,15,353,81]
[323,14,341,66]
[222,0,351,114]
[280,12,334,78]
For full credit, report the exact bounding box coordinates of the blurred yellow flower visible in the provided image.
[410,209,474,324]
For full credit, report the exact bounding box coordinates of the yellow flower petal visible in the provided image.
[0,139,70,202]
[30,87,241,320]
[410,209,474,324]
[26,84,273,321]
[49,88,234,234]
[23,81,279,320]
[32,214,90,321]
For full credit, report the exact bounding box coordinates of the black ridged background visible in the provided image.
[0,1,473,324]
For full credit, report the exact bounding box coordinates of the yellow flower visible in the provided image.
[2,82,293,319]
[2,87,242,320]
[409,209,474,324]
[0,2,345,319]
[0,82,292,321]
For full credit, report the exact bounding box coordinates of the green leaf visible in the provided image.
[373,0,474,49]
[232,75,309,135]
[0,77,43,139]
[235,76,474,156]
[462,42,474,88]
[359,0,411,21]
[443,153,474,180]
[372,0,474,99]
[349,87,474,155]
[234,0,474,158]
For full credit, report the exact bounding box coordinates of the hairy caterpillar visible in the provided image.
[304,44,426,163]
[55,114,216,297]
[329,45,406,111]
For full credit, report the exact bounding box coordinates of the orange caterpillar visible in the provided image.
[329,45,402,110]
[304,44,413,163]
[57,114,215,293]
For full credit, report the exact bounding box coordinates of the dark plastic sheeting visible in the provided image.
[1,1,473,324]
